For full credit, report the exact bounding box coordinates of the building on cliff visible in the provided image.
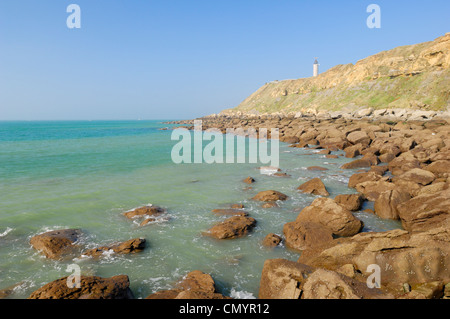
[313,58,319,77]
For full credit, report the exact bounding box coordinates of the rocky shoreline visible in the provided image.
[2,112,449,300]
[164,112,450,299]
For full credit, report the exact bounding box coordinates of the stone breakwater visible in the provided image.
[9,113,450,299]
[165,113,450,299]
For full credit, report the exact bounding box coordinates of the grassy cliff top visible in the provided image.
[221,33,450,116]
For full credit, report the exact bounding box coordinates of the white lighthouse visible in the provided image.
[313,58,319,77]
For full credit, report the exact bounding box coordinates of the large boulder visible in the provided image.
[283,221,334,251]
[334,194,365,211]
[297,178,329,196]
[395,168,436,186]
[295,198,363,237]
[298,227,450,294]
[347,131,371,146]
[29,275,134,299]
[374,190,411,220]
[348,171,381,188]
[258,259,391,299]
[204,216,256,239]
[354,180,397,201]
[397,188,450,233]
[252,190,288,202]
[82,238,146,258]
[29,229,82,260]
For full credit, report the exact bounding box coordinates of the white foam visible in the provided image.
[0,227,13,237]
[230,288,256,299]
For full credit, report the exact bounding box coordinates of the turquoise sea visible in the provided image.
[0,120,401,298]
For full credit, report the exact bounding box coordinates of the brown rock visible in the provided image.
[354,180,397,201]
[252,190,288,202]
[341,158,372,169]
[262,233,283,247]
[283,221,334,251]
[298,227,450,294]
[231,203,245,209]
[307,166,328,171]
[258,259,391,299]
[297,178,329,196]
[347,131,371,146]
[82,238,146,258]
[425,160,450,176]
[374,190,411,220]
[295,198,363,237]
[348,171,381,188]
[243,176,255,184]
[334,194,364,211]
[29,275,134,299]
[397,188,450,233]
[205,216,256,239]
[29,229,82,260]
[396,168,436,186]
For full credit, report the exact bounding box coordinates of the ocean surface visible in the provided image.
[0,120,401,299]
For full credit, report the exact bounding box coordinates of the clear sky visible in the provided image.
[0,0,449,120]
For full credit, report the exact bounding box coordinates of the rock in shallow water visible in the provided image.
[204,216,256,239]
[28,275,134,299]
[29,229,82,260]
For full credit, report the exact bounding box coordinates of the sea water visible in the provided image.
[0,120,401,298]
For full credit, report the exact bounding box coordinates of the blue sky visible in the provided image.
[0,0,448,120]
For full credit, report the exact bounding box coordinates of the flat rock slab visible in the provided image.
[28,275,134,299]
[205,216,256,239]
[82,238,146,258]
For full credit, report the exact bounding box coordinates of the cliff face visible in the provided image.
[222,33,450,116]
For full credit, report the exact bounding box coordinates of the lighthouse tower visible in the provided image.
[313,58,319,77]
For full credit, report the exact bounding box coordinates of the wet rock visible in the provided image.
[252,190,288,202]
[262,233,283,247]
[205,216,256,239]
[123,205,166,219]
[82,238,146,258]
[295,198,363,237]
[146,270,230,299]
[211,209,248,217]
[297,178,329,197]
[334,194,365,211]
[29,229,82,260]
[242,176,255,184]
[307,166,328,171]
[29,275,134,299]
